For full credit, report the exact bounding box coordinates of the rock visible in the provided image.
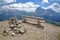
[1,26,3,27]
[3,27,11,36]
[13,27,26,34]
[13,28,19,34]
[4,27,11,33]
[11,31,15,36]
[19,27,26,34]
[3,31,8,36]
[9,24,15,28]
[17,24,22,28]
[3,16,26,36]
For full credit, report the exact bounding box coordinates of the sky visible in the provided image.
[0,0,60,12]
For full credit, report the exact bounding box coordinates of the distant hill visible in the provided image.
[0,10,36,21]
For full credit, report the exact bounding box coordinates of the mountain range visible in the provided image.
[0,7,60,23]
[0,10,36,21]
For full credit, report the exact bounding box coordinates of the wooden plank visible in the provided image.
[22,15,45,25]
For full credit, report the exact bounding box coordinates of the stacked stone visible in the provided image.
[3,16,26,36]
[9,16,18,30]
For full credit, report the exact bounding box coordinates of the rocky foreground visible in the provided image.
[0,21,60,40]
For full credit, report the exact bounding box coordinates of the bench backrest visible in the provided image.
[22,16,45,25]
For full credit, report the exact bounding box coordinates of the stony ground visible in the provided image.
[0,21,60,40]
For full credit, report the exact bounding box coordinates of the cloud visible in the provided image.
[42,0,49,3]
[3,0,16,4]
[1,2,39,12]
[42,3,60,12]
[49,0,60,2]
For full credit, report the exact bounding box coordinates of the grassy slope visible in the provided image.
[45,21,60,26]
[57,32,60,40]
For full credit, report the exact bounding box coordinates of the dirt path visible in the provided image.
[0,21,60,40]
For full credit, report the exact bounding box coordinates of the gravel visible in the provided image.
[0,21,60,40]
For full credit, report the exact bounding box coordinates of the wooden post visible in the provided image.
[37,19,41,26]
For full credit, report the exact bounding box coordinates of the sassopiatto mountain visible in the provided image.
[36,7,60,22]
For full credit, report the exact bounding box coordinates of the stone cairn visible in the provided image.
[3,16,26,36]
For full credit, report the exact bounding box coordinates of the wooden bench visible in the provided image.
[22,16,45,25]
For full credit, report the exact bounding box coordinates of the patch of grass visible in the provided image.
[57,32,60,40]
[45,21,60,26]
[55,22,60,26]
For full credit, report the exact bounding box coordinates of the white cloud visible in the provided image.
[50,0,60,2]
[42,0,49,3]
[3,0,16,4]
[42,3,60,12]
[2,2,39,12]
